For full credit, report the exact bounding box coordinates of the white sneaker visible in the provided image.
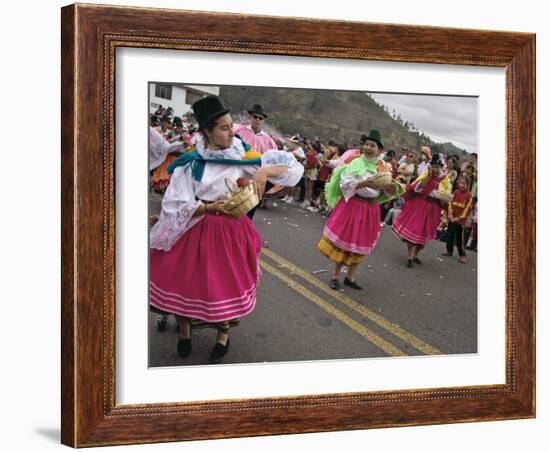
[380,222,386,227]
[307,206,319,212]
[286,197,295,204]
[300,201,309,209]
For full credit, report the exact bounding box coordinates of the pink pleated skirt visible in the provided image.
[322,197,381,255]
[392,197,441,246]
[149,214,262,323]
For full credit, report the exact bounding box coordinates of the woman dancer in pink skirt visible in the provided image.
[392,152,452,267]
[318,130,403,290]
[149,95,303,363]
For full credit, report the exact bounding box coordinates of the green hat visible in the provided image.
[365,129,384,149]
[192,95,230,129]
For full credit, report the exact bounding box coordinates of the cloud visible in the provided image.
[368,93,478,153]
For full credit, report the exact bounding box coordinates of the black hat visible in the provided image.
[247,104,268,119]
[172,116,183,127]
[364,129,384,149]
[192,95,230,129]
[430,153,445,166]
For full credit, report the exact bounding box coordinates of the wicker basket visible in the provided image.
[432,189,452,203]
[224,178,260,218]
[368,172,393,189]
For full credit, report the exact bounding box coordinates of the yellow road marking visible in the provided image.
[260,260,407,357]
[261,248,441,355]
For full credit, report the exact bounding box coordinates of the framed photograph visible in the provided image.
[61,3,535,447]
[145,82,480,369]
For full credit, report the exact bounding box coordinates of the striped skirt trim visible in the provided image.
[150,281,257,323]
[392,221,430,246]
[324,226,380,255]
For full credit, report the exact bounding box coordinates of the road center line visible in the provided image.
[261,248,441,355]
[260,259,407,357]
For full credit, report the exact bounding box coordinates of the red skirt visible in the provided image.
[151,154,177,191]
[322,197,381,255]
[150,214,262,323]
[392,196,442,246]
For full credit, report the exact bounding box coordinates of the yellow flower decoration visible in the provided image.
[243,149,262,160]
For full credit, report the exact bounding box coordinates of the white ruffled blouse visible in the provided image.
[148,127,183,170]
[339,157,391,201]
[150,136,304,251]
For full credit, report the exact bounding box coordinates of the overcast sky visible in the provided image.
[368,92,478,153]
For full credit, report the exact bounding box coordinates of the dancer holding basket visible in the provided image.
[318,130,404,290]
[149,95,303,363]
[392,152,452,267]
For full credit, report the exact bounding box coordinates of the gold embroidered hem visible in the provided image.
[318,235,365,266]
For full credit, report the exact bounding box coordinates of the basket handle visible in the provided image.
[225,177,237,195]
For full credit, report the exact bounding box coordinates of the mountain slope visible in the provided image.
[219,85,466,155]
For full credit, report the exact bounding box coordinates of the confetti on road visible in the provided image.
[312,269,327,274]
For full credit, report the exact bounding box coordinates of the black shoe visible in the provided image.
[177,338,192,359]
[412,257,422,265]
[344,277,363,290]
[407,259,413,268]
[156,315,167,332]
[329,278,341,290]
[210,339,230,363]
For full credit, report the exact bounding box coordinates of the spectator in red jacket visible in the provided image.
[442,176,473,263]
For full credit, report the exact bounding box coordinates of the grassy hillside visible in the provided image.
[219,85,467,156]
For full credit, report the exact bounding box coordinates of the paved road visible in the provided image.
[148,193,477,367]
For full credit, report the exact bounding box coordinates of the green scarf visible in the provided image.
[167,150,262,182]
[325,156,404,207]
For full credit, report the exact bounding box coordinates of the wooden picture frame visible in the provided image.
[61,3,535,447]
